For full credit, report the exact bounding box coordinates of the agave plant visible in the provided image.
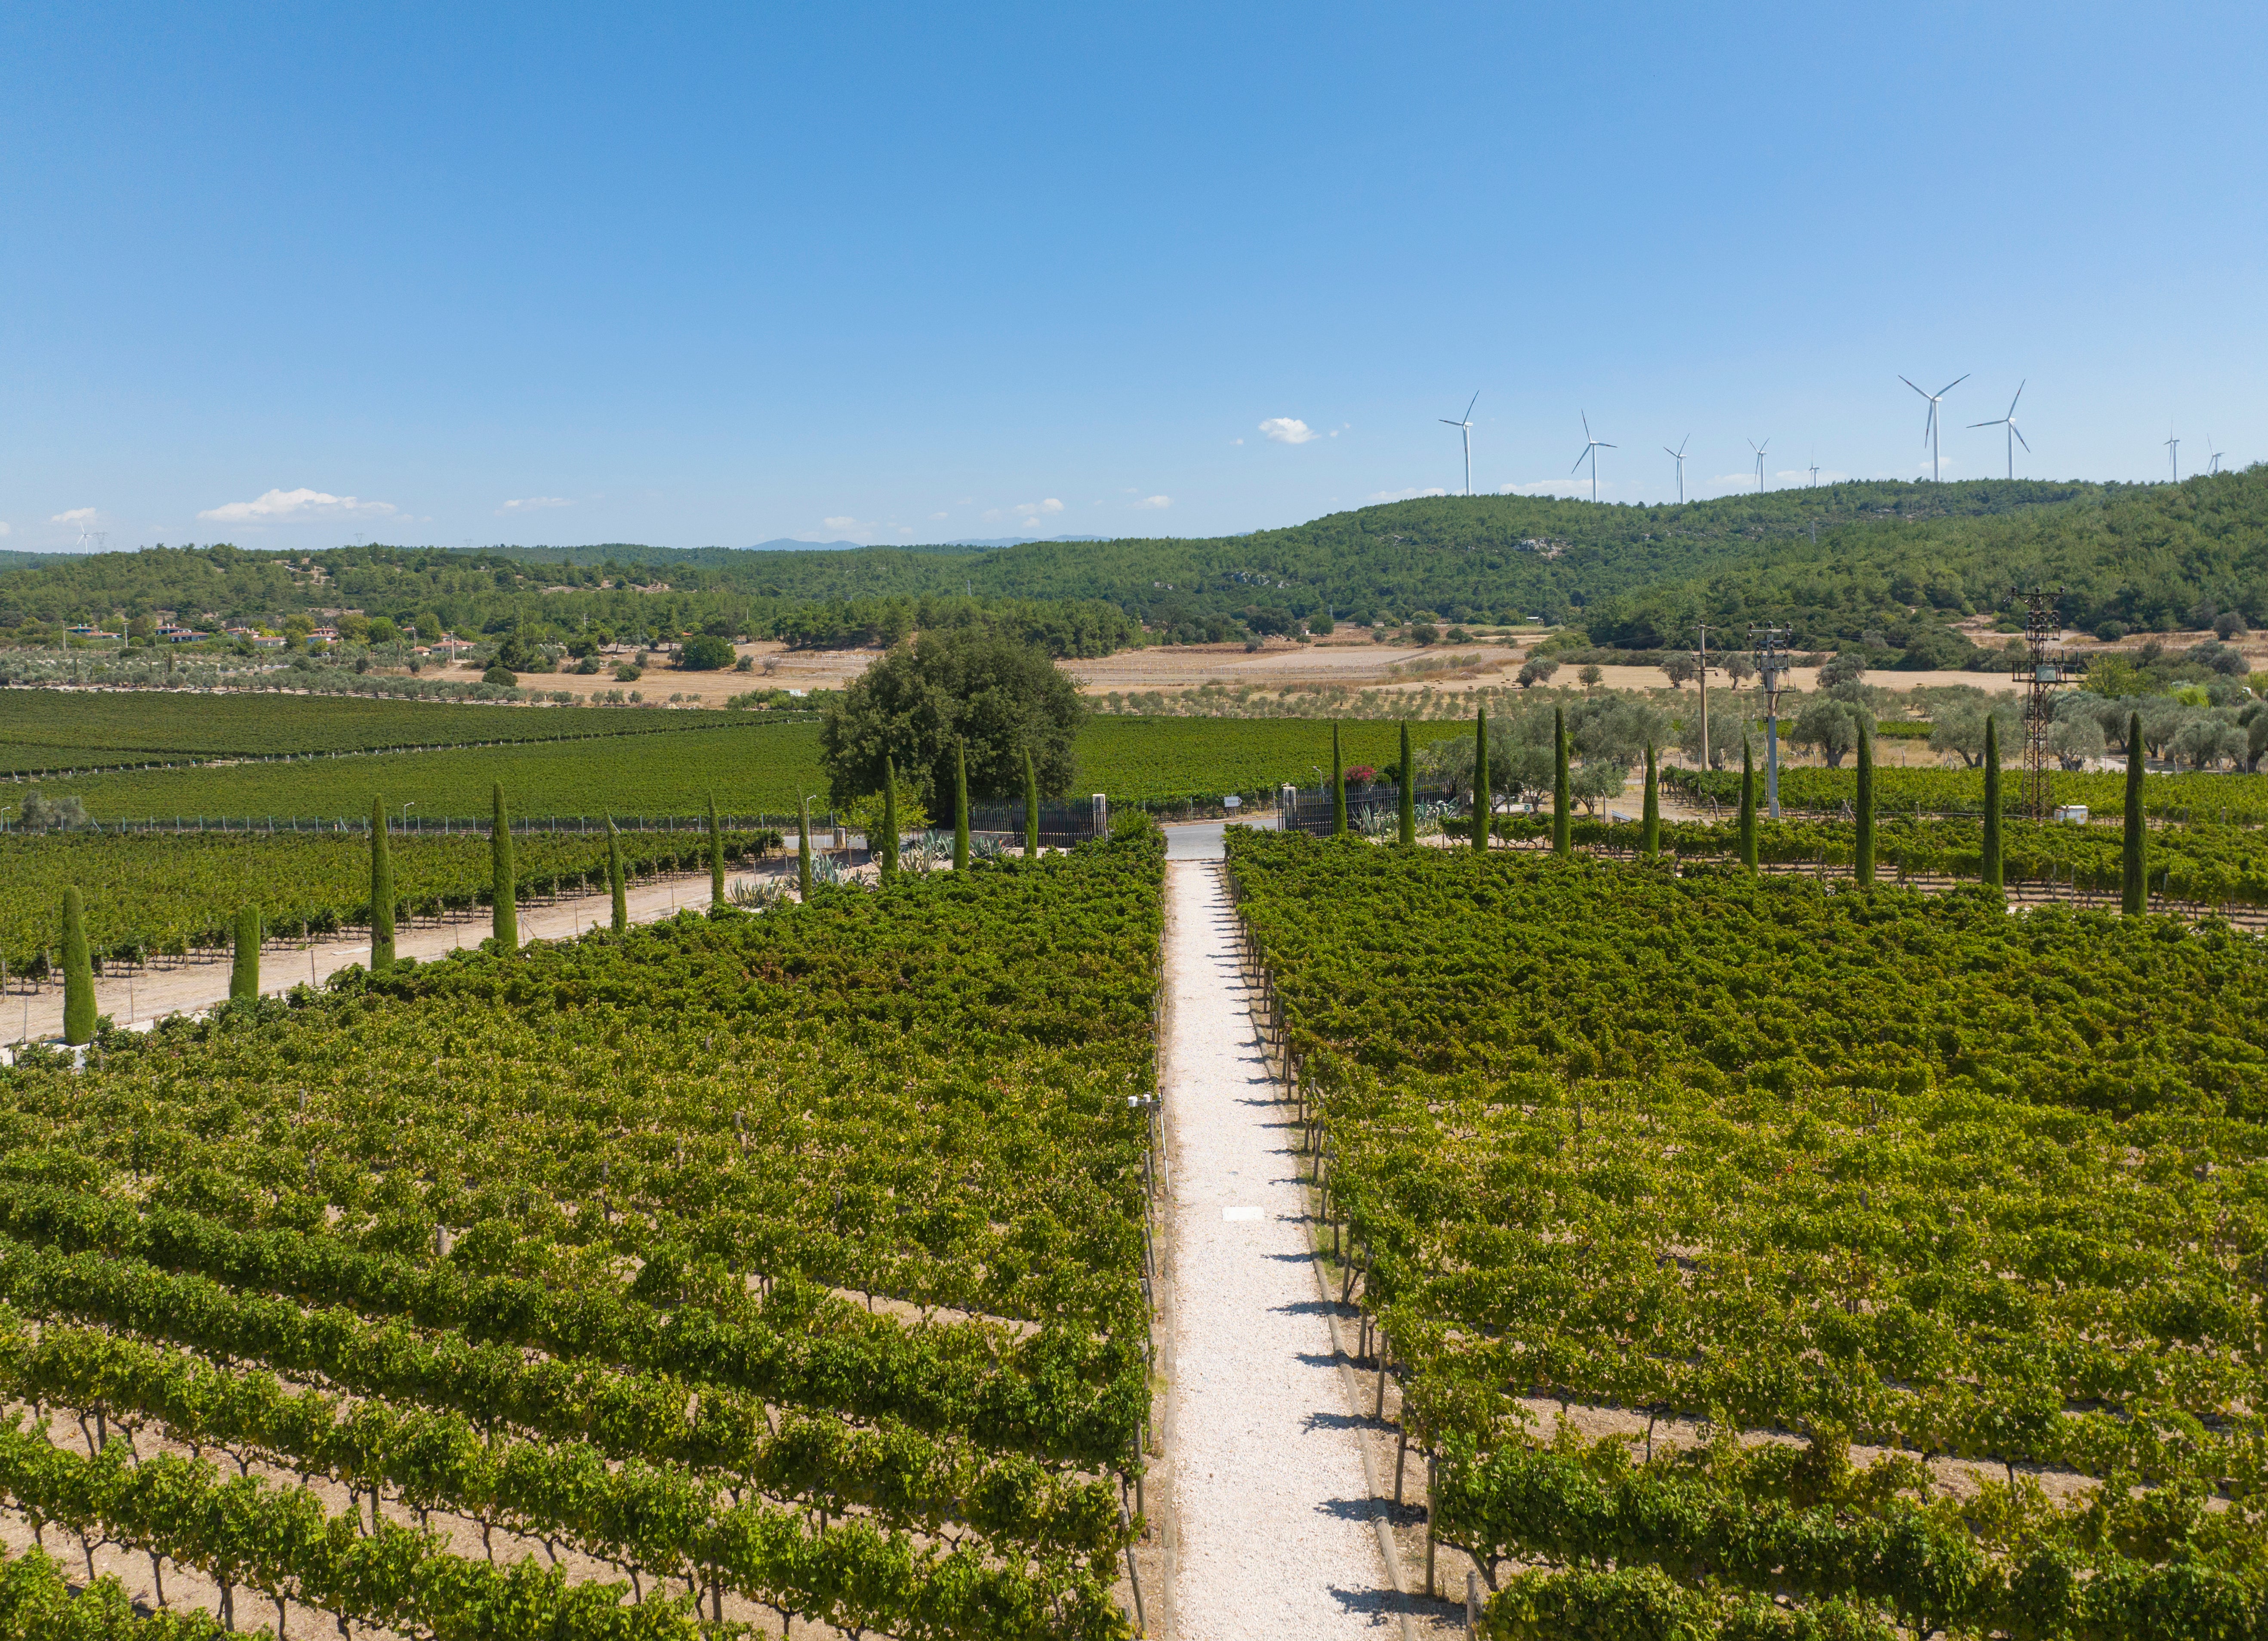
[728,877,790,910]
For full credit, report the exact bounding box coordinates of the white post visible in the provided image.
[1092,793,1108,836]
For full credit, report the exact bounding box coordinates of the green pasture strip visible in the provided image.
[0,687,738,771]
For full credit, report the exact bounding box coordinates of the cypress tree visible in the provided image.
[1024,749,1040,858]
[707,791,726,907]
[879,758,900,879]
[1738,739,1758,873]
[1471,708,1489,852]
[1552,706,1572,858]
[229,905,260,1004]
[797,799,814,898]
[2122,711,2146,915]
[607,815,628,932]
[1641,743,1660,858]
[1397,721,1415,847]
[368,796,395,972]
[61,888,96,1045]
[1854,725,1876,887]
[953,742,971,872]
[490,783,517,950]
[1330,722,1347,837]
[1981,716,2003,890]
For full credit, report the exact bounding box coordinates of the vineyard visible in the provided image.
[0,688,745,777]
[18,714,1475,821]
[1226,830,2268,1638]
[1488,811,2268,909]
[22,721,832,823]
[0,825,1164,1638]
[1668,762,2268,827]
[0,827,783,975]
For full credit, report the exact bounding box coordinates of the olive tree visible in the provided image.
[820,626,1082,824]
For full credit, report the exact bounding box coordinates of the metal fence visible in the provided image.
[963,796,1106,851]
[3,812,809,837]
[1278,780,1458,836]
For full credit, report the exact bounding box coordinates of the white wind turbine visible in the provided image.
[1664,435,1691,503]
[1807,457,1821,487]
[1748,438,1771,494]
[1901,373,1969,481]
[2166,429,2181,482]
[1439,392,1479,496]
[2208,437,2225,475]
[1571,412,1615,502]
[1967,380,2031,479]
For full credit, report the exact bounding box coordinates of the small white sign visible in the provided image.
[1222,1206,1263,1221]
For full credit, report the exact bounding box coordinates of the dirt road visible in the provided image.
[5,861,791,1047]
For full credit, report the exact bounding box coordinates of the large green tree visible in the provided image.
[819,627,1083,822]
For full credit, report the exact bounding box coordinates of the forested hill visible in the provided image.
[3,471,2262,665]
[1580,466,2268,658]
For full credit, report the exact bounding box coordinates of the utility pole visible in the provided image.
[2009,587,2085,820]
[1695,623,1711,773]
[1749,624,1793,819]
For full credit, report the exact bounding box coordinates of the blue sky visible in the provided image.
[3,3,2262,553]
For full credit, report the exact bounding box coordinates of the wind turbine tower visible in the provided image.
[1571,413,1615,503]
[1901,373,1969,481]
[2166,430,2181,482]
[1439,392,1478,496]
[2208,437,2225,475]
[1967,381,2031,479]
[1664,436,1690,503]
[1808,457,1821,487]
[1748,438,1771,494]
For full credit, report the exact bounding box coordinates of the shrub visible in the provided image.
[482,665,518,686]
[614,663,643,682]
[680,633,735,671]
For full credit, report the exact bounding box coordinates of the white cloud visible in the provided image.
[1013,498,1065,517]
[1259,417,1318,444]
[1233,437,1244,446]
[928,511,948,521]
[50,508,97,524]
[497,496,572,515]
[0,522,10,537]
[197,487,397,526]
[1370,486,1449,503]
[822,516,868,534]
[1132,494,1171,510]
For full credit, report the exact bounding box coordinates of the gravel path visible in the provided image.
[1162,855,1398,1637]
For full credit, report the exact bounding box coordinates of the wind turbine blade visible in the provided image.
[2012,425,2031,452]
[1599,442,1617,449]
[1900,376,1931,401]
[1582,410,1592,439]
[1440,419,1461,427]
[1966,417,2002,429]
[2008,380,2025,415]
[1664,446,1680,458]
[1572,449,1590,473]
[1677,435,1689,455]
[1463,391,1480,422]
[1937,374,1969,396]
